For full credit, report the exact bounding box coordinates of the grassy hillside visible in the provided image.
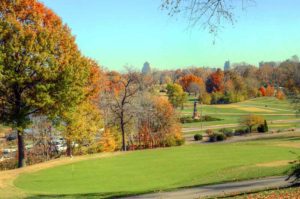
[180,97,298,129]
[14,133,300,198]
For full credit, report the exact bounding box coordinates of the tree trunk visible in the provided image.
[121,123,126,151]
[17,129,26,168]
[66,140,72,157]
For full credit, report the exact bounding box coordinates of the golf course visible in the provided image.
[0,97,299,198]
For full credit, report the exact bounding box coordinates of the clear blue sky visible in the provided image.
[41,0,300,71]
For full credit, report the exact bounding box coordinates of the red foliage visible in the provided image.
[207,69,224,93]
[259,86,266,96]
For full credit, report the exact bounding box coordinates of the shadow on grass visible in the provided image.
[25,192,138,199]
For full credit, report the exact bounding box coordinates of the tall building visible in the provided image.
[224,61,230,71]
[142,61,151,75]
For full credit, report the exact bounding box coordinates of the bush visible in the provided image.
[216,133,226,141]
[180,116,221,124]
[234,128,249,136]
[257,120,268,133]
[205,129,214,135]
[194,134,203,141]
[219,128,233,137]
[0,158,18,171]
[208,133,217,142]
[207,132,227,142]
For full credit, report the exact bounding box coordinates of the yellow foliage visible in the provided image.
[63,101,102,145]
[100,128,117,152]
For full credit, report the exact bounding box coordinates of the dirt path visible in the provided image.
[124,176,292,199]
[0,152,124,199]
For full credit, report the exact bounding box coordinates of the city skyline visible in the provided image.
[41,0,300,71]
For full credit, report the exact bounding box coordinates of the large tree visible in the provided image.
[0,0,90,167]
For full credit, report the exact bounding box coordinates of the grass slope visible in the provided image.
[14,134,300,198]
[181,97,298,129]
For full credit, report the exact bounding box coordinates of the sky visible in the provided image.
[40,0,300,71]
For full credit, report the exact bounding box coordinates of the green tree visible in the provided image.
[166,83,187,109]
[0,0,90,167]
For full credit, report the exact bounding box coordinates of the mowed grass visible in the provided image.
[14,134,300,198]
[181,97,298,128]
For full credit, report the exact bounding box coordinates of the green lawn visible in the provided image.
[180,97,298,129]
[14,134,300,198]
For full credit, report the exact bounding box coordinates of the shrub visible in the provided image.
[257,120,268,133]
[234,128,249,136]
[208,133,217,142]
[219,128,233,137]
[216,133,226,141]
[180,116,221,124]
[207,132,227,142]
[205,129,214,135]
[194,134,203,141]
[0,158,18,171]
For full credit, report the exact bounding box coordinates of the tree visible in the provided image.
[240,115,264,133]
[100,128,117,152]
[206,69,224,93]
[265,85,275,97]
[259,86,266,96]
[0,0,90,167]
[105,70,140,151]
[276,90,285,100]
[179,74,205,95]
[137,96,184,148]
[166,83,188,109]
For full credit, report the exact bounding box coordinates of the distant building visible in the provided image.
[224,61,230,71]
[142,61,151,75]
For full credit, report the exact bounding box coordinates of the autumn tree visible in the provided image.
[259,86,266,96]
[99,128,117,152]
[265,85,275,97]
[240,115,264,133]
[179,74,205,95]
[206,69,224,93]
[276,90,285,100]
[104,69,140,151]
[137,96,184,148]
[0,0,91,167]
[166,83,188,109]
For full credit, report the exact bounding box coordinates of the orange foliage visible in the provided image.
[136,96,183,148]
[276,90,285,100]
[105,71,123,95]
[179,74,204,92]
[85,59,104,101]
[265,85,275,96]
[207,69,224,93]
[259,86,266,96]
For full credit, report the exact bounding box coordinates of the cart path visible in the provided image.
[124,176,292,199]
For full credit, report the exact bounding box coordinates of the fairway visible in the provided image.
[181,97,298,129]
[14,133,300,198]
